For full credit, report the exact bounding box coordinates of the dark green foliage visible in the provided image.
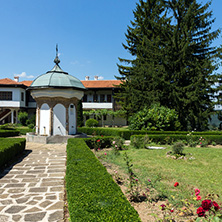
[66,139,141,222]
[18,111,28,126]
[0,138,26,168]
[129,104,181,131]
[83,136,114,149]
[0,129,19,137]
[116,0,222,131]
[131,135,150,149]
[26,115,36,129]
[172,142,185,155]
[85,118,99,127]
[77,100,84,127]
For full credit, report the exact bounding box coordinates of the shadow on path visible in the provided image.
[0,149,32,179]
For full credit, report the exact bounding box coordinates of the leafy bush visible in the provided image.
[131,135,150,149]
[129,104,181,131]
[0,138,26,168]
[83,136,114,149]
[18,111,28,126]
[85,118,99,127]
[66,138,141,221]
[172,142,184,155]
[26,114,36,127]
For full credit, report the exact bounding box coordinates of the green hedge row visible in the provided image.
[78,127,222,140]
[0,138,26,168]
[0,129,20,137]
[66,138,141,222]
[130,134,222,145]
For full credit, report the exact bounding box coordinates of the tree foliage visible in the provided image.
[129,104,181,131]
[116,0,222,130]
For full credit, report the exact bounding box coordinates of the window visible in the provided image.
[83,94,87,102]
[0,91,12,100]
[107,94,112,102]
[100,94,105,102]
[93,94,98,102]
[21,92,24,101]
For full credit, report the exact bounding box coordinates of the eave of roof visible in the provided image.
[81,80,122,88]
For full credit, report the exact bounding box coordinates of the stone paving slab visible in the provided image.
[0,142,67,222]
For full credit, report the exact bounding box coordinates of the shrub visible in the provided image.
[172,141,184,155]
[129,104,181,131]
[66,138,141,221]
[0,129,20,137]
[18,111,28,126]
[83,136,114,149]
[131,135,150,149]
[0,138,26,168]
[85,118,99,127]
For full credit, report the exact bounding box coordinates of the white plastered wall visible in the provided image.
[40,103,50,135]
[53,104,66,136]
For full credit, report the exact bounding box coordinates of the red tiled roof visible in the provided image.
[81,80,122,88]
[20,80,33,87]
[0,78,23,85]
[0,78,123,89]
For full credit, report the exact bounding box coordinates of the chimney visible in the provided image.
[85,76,90,81]
[14,76,19,82]
[94,75,98,80]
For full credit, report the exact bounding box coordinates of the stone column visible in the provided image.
[66,106,69,135]
[37,106,40,134]
[11,109,14,124]
[15,110,18,124]
[49,107,53,136]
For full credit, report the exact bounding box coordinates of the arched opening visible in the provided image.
[40,103,50,135]
[69,104,76,135]
[53,104,66,136]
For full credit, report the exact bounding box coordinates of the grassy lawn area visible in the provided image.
[101,146,222,206]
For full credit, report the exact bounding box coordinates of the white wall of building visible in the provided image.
[0,87,26,108]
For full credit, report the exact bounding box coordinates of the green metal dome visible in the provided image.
[29,51,85,90]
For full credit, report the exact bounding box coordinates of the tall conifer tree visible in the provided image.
[116,0,221,130]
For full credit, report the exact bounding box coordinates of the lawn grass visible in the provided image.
[102,146,222,206]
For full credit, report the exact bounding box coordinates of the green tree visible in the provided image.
[116,0,222,130]
[77,100,84,127]
[129,104,181,131]
[18,111,28,126]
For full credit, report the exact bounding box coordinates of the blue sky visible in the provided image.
[0,0,221,81]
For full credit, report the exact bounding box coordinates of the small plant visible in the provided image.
[172,141,184,155]
[112,137,125,155]
[187,132,198,147]
[131,135,150,149]
[212,141,217,146]
[85,119,98,127]
[113,170,123,185]
[124,152,141,202]
[199,137,208,147]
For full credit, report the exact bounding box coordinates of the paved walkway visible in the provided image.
[0,142,67,222]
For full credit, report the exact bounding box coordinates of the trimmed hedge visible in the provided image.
[0,129,20,137]
[0,138,26,168]
[66,138,141,222]
[130,134,222,145]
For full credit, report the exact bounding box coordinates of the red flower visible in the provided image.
[160,204,166,210]
[202,199,212,211]
[104,152,107,155]
[213,201,220,211]
[101,135,104,137]
[195,188,200,196]
[196,195,202,201]
[170,209,174,213]
[197,207,206,217]
[174,182,179,187]
[97,139,100,142]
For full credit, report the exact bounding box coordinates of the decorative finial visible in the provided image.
[54,44,60,65]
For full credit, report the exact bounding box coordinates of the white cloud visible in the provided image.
[14,72,34,79]
[98,76,104,80]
